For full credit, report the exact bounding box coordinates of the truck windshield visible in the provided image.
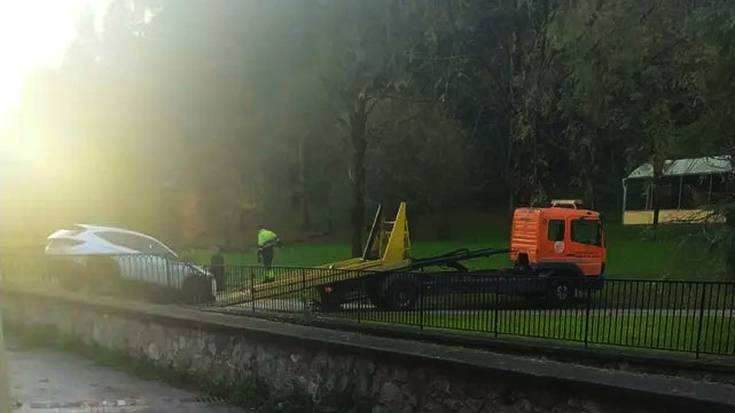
[571,219,603,246]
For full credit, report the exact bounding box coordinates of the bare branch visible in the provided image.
[366,98,381,115]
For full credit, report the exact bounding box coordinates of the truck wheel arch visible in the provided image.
[534,262,584,278]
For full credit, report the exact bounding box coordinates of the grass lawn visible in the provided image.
[348,310,734,355]
[186,221,725,280]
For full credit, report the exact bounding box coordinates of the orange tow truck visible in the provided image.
[511,199,606,278]
[311,199,607,310]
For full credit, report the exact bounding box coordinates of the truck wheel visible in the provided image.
[384,281,419,311]
[547,279,575,305]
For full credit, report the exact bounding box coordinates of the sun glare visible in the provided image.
[0,0,111,166]
[0,0,81,115]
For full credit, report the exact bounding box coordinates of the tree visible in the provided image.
[317,1,437,256]
[7,0,735,254]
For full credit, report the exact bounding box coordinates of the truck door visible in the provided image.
[542,218,567,261]
[540,218,568,261]
[569,218,605,276]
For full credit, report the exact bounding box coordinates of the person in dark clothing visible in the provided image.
[209,246,225,293]
[259,246,274,268]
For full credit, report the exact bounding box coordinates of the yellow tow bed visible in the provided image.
[217,202,411,305]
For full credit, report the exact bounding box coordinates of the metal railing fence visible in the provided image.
[2,253,733,357]
[205,265,735,357]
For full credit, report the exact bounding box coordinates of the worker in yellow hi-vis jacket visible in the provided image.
[257,225,281,281]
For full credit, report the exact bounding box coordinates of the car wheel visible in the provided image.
[85,256,121,294]
[53,259,85,291]
[181,275,215,304]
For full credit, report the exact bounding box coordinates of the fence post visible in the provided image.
[493,276,499,338]
[250,269,255,313]
[419,275,424,331]
[357,275,363,325]
[584,287,592,349]
[300,268,307,318]
[695,283,708,358]
[165,256,172,291]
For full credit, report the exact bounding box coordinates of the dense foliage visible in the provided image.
[3,0,734,251]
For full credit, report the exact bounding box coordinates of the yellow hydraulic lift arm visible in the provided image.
[324,202,410,271]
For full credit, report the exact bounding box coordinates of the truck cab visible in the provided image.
[510,200,606,277]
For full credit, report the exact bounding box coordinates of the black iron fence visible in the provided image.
[207,266,735,357]
[2,253,734,357]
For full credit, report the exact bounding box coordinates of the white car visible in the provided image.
[45,224,215,299]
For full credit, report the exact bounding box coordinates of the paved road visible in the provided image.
[6,338,245,413]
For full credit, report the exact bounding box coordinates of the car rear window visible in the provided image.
[97,231,175,258]
[97,232,148,252]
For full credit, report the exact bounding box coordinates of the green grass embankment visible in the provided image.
[188,222,724,280]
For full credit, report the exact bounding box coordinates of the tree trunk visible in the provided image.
[584,141,597,209]
[584,175,595,210]
[350,97,368,257]
[651,161,662,239]
[506,21,518,218]
[652,181,660,229]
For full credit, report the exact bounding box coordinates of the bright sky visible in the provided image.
[0,0,112,170]
[0,0,112,121]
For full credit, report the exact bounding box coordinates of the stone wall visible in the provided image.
[2,288,734,413]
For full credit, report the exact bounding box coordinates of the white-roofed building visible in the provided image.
[622,155,732,225]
